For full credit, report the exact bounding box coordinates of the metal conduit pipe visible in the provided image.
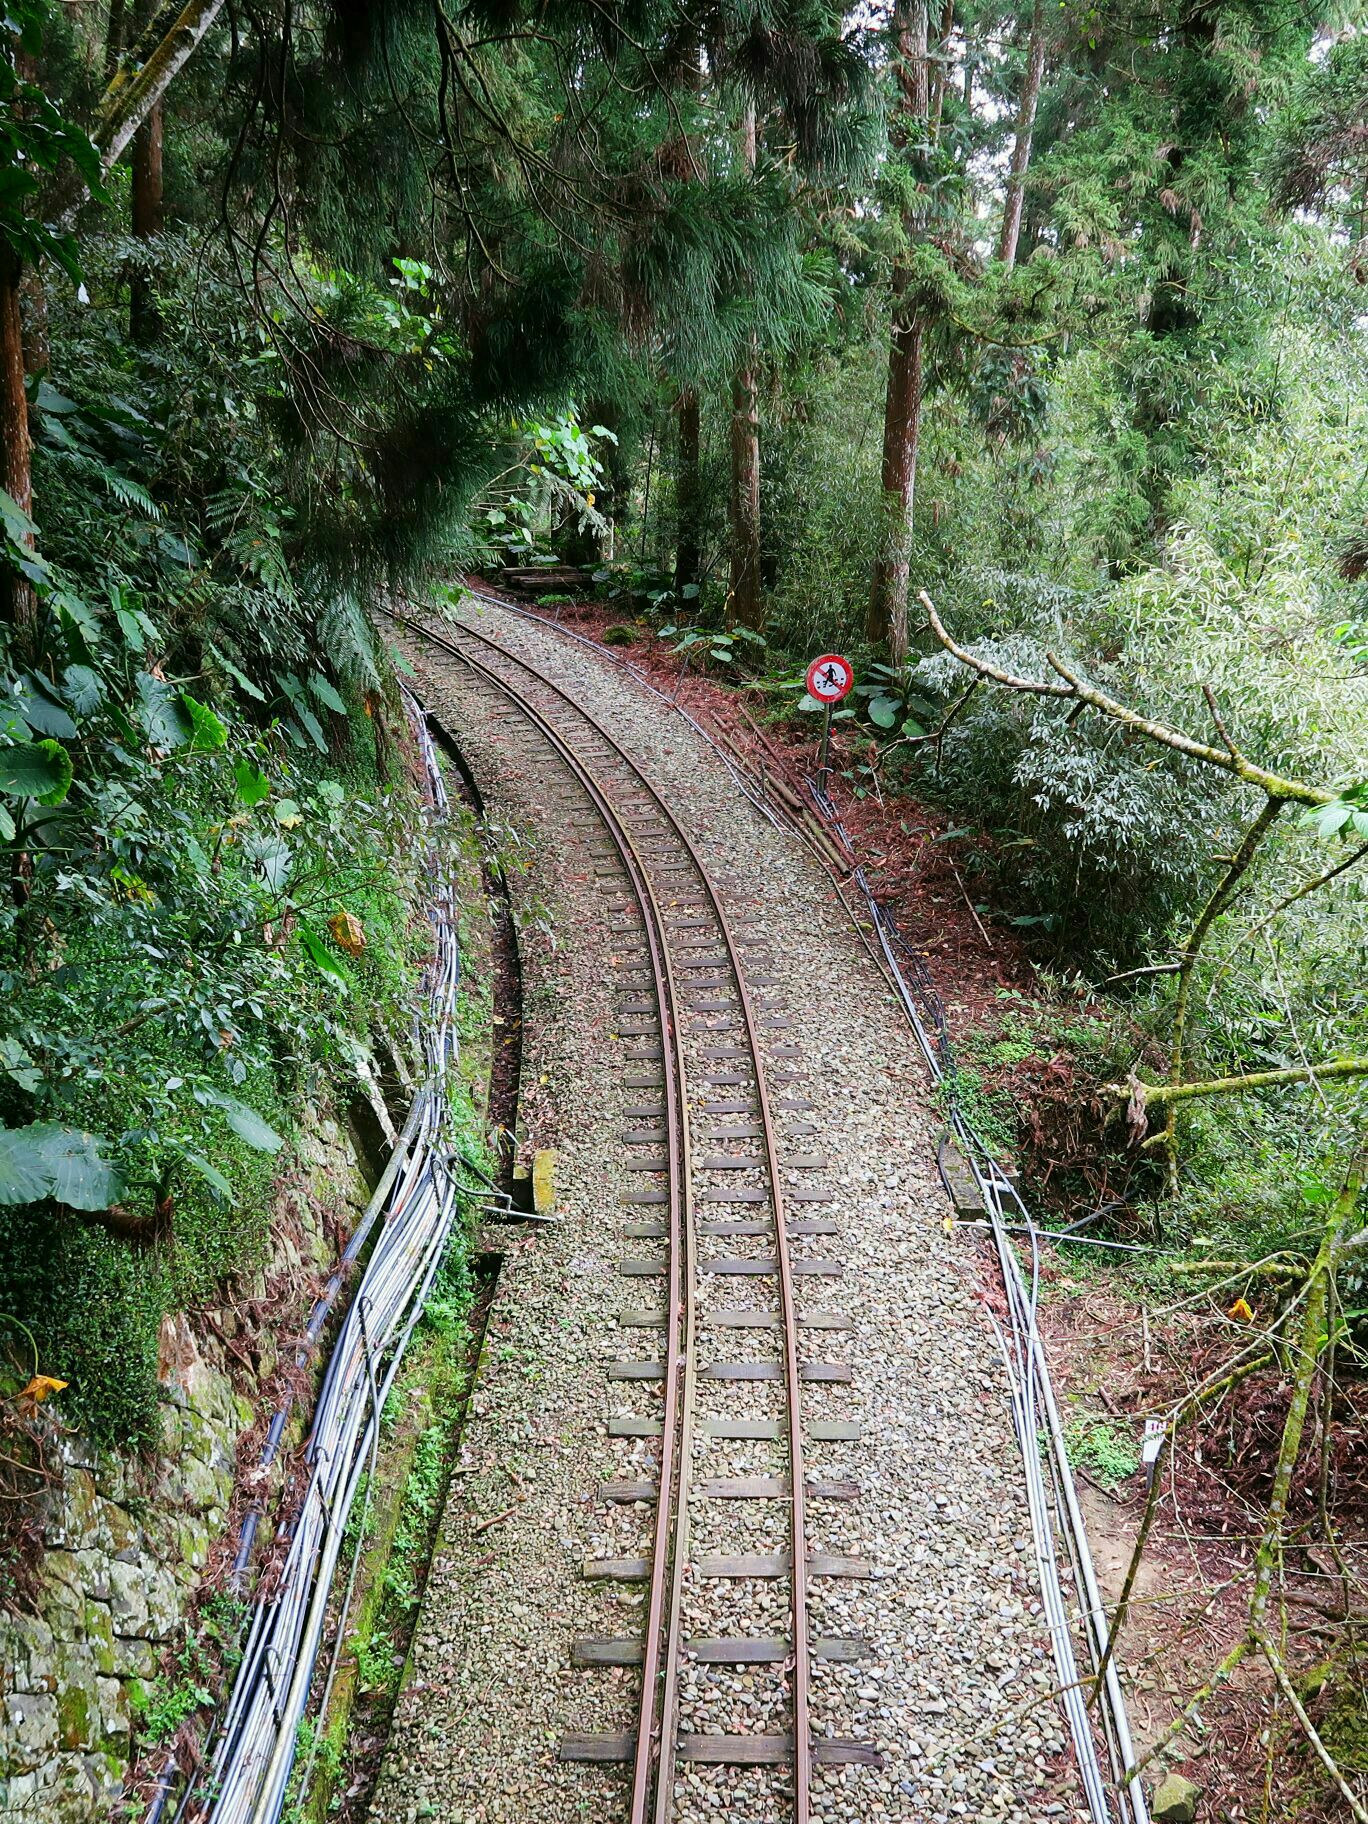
[144,697,466,1824]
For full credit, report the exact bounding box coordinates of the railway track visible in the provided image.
[385,607,879,1822]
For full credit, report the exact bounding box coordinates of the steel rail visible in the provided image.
[385,605,815,1822]
[428,637,696,1821]
[424,586,1149,1824]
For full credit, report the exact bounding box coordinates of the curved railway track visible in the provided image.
[384,606,879,1822]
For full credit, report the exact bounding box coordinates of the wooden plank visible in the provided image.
[789,1218,838,1236]
[697,1360,851,1384]
[684,1636,868,1665]
[598,1479,656,1503]
[700,1154,761,1170]
[583,1557,651,1581]
[696,1553,787,1578]
[808,1419,862,1442]
[617,1307,666,1327]
[703,1124,763,1140]
[701,1257,775,1275]
[697,1475,786,1497]
[621,1127,667,1143]
[815,1740,883,1768]
[622,1158,669,1171]
[607,1417,663,1438]
[811,1553,875,1579]
[788,1190,836,1205]
[624,1222,666,1239]
[618,1258,666,1276]
[558,1732,632,1763]
[606,1361,664,1380]
[620,1190,666,1204]
[783,1154,830,1170]
[699,1221,769,1238]
[697,1188,767,1203]
[571,1639,642,1667]
[706,1307,853,1330]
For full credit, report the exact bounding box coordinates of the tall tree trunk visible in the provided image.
[998,0,1046,268]
[868,0,931,660]
[105,0,127,77]
[728,99,763,630]
[728,364,762,627]
[130,98,164,342]
[0,248,37,648]
[675,386,701,595]
[868,299,924,659]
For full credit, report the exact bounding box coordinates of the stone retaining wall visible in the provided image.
[0,1110,371,1822]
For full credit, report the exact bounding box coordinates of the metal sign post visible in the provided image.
[804,653,855,790]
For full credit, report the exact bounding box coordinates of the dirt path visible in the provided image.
[367,601,1085,1824]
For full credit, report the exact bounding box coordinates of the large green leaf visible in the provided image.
[0,1124,122,1209]
[0,739,72,803]
[40,1128,123,1210]
[203,1091,283,1154]
[0,486,37,553]
[309,673,348,715]
[181,694,227,753]
[11,678,78,739]
[183,1152,236,1202]
[0,1127,54,1203]
[233,757,271,806]
[299,925,350,989]
[136,674,193,749]
[63,666,102,716]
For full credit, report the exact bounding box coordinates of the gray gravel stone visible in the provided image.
[368,603,1089,1824]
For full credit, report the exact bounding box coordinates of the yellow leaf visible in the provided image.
[586,490,596,508]
[18,1374,67,1403]
[1227,1297,1254,1323]
[328,909,366,956]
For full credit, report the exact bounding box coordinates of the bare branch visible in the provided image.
[920,591,1335,807]
[1202,682,1244,760]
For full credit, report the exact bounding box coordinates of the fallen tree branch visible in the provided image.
[919,591,1335,807]
[1257,1635,1368,1824]
[1112,1057,1368,1109]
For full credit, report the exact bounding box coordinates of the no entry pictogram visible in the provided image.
[805,652,854,786]
[805,653,854,705]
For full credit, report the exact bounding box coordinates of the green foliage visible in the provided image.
[1060,1416,1140,1491]
[933,1066,1016,1159]
[0,4,104,278]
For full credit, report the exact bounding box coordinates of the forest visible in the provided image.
[3,0,1368,1817]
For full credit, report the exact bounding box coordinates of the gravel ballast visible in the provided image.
[367,601,1088,1824]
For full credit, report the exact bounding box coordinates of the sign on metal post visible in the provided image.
[805,654,854,706]
[806,653,854,785]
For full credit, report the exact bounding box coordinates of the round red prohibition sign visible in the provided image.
[806,653,854,705]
